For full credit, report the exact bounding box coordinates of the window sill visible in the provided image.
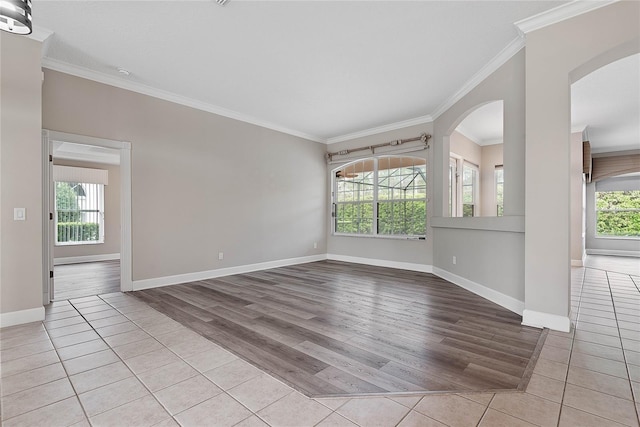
[55,241,104,247]
[595,235,640,241]
[332,233,426,241]
[430,216,524,233]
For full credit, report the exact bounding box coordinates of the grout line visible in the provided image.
[605,271,640,422]
[556,265,583,427]
[43,304,92,426]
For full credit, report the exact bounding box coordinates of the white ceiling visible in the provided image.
[455,101,504,146]
[571,53,640,154]
[33,1,568,143]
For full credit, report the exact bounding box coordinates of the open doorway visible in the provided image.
[51,142,121,300]
[43,130,132,304]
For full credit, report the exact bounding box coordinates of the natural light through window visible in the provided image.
[596,190,640,238]
[332,156,426,237]
[55,181,105,245]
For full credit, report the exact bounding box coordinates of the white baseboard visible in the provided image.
[54,253,120,265]
[432,267,524,315]
[0,306,45,328]
[586,249,640,258]
[522,309,571,332]
[326,254,433,273]
[132,254,328,291]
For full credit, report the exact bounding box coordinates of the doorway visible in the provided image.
[42,130,132,304]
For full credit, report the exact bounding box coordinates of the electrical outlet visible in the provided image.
[313,242,318,249]
[218,252,224,260]
[452,256,457,265]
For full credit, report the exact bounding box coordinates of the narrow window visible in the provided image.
[495,165,504,216]
[462,162,478,217]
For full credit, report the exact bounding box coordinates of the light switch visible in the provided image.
[14,208,26,221]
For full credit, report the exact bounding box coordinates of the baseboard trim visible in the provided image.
[522,309,571,332]
[0,306,45,328]
[54,253,120,265]
[432,267,524,315]
[132,254,328,291]
[326,254,433,273]
[585,249,640,258]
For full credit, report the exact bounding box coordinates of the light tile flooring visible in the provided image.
[0,262,638,426]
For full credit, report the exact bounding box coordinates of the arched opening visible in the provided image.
[571,53,640,261]
[446,100,504,217]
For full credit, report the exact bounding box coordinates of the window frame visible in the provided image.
[54,181,105,246]
[495,165,504,217]
[462,161,479,217]
[331,155,427,239]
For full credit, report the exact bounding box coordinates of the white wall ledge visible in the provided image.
[430,216,524,233]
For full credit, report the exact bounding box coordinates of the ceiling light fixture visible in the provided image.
[0,0,32,35]
[117,67,130,76]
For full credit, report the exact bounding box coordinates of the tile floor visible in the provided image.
[0,263,638,426]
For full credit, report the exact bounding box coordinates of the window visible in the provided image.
[462,162,478,217]
[333,156,426,237]
[495,165,504,216]
[596,190,640,237]
[449,158,457,217]
[55,181,105,245]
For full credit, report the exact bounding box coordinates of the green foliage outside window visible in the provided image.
[596,190,640,237]
[57,222,100,242]
[55,181,102,243]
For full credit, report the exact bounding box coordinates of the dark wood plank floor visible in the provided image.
[54,260,120,301]
[133,261,544,397]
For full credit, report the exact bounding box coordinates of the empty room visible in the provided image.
[1,1,639,426]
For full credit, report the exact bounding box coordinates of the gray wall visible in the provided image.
[0,33,44,318]
[42,70,327,282]
[430,50,526,304]
[52,159,121,260]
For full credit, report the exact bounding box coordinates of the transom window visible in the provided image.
[332,156,426,237]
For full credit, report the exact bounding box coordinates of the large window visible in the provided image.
[462,162,478,217]
[596,190,640,237]
[55,181,105,245]
[495,165,504,216]
[333,156,426,237]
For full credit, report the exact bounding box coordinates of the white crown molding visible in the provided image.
[28,25,54,43]
[452,124,480,145]
[326,115,433,145]
[430,37,525,121]
[515,1,618,36]
[41,58,326,144]
[432,267,524,315]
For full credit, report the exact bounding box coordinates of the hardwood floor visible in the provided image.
[133,261,544,397]
[54,260,120,301]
